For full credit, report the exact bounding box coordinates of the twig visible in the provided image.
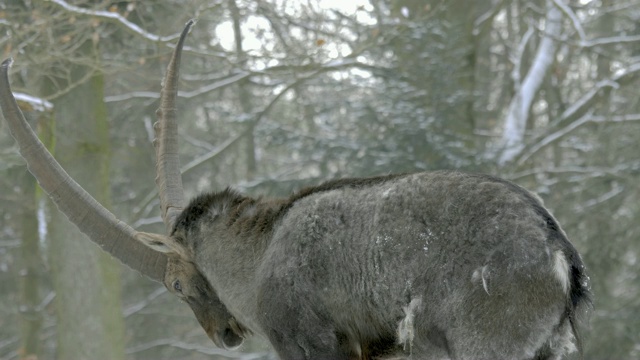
[49,0,181,43]
[123,287,167,317]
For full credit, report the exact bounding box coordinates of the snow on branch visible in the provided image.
[498,0,563,165]
[50,0,181,43]
[581,34,640,48]
[14,93,54,112]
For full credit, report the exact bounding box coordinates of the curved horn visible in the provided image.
[155,19,195,233]
[0,60,167,282]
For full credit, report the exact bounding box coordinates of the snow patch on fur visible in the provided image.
[471,265,490,295]
[397,297,423,353]
[553,250,569,294]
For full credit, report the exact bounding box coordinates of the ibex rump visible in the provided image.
[0,21,590,360]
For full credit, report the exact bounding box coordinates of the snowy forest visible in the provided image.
[0,0,638,359]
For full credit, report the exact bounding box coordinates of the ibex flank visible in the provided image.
[0,20,590,360]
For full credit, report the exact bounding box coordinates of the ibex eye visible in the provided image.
[173,280,182,293]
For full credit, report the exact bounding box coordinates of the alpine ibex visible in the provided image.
[0,21,590,360]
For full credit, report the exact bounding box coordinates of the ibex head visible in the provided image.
[0,20,244,350]
[153,246,247,349]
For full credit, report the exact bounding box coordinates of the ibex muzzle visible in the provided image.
[159,254,247,349]
[0,21,590,360]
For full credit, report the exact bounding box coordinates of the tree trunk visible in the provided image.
[18,168,42,360]
[44,42,125,360]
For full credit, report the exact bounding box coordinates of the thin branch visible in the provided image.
[510,26,535,89]
[509,164,636,181]
[551,0,586,42]
[551,79,619,129]
[104,72,250,103]
[517,110,593,165]
[591,113,640,123]
[132,215,163,228]
[48,0,227,58]
[182,132,216,152]
[516,111,640,165]
[577,182,624,210]
[125,339,273,358]
[49,0,181,42]
[0,239,20,248]
[580,34,640,48]
[180,72,251,99]
[127,58,362,224]
[14,93,54,111]
[510,61,640,164]
[473,0,508,36]
[185,126,245,165]
[123,287,167,317]
[105,57,363,104]
[104,91,159,103]
[146,70,323,195]
[0,336,19,351]
[36,291,55,312]
[41,68,98,101]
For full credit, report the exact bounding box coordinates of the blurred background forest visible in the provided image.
[0,0,638,359]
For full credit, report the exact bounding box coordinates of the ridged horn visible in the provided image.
[0,59,167,282]
[155,19,195,233]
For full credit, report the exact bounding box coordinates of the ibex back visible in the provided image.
[145,171,590,359]
[0,21,590,360]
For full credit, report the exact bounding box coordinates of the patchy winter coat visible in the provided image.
[162,171,590,359]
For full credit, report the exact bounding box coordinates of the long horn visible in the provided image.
[155,19,194,233]
[0,65,167,282]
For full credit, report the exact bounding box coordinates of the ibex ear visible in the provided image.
[135,232,189,258]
